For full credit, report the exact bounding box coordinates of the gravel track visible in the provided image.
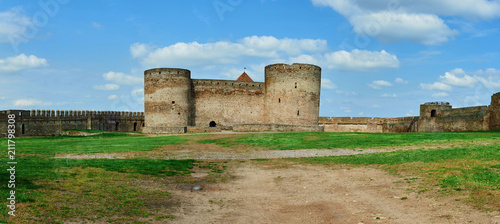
[55,148,394,160]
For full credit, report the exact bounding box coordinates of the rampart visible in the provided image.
[318,116,418,133]
[143,63,322,133]
[418,102,490,132]
[0,109,144,137]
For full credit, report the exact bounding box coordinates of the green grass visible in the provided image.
[0,157,196,223]
[0,130,498,222]
[0,131,186,156]
[199,131,500,150]
[293,144,500,211]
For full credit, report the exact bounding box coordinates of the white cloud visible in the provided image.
[321,78,337,89]
[420,82,452,91]
[13,99,52,107]
[0,54,48,72]
[108,95,118,100]
[395,78,408,84]
[311,0,489,45]
[92,22,102,29]
[103,72,143,85]
[133,36,327,68]
[369,80,392,89]
[359,112,364,116]
[131,89,144,96]
[131,89,144,103]
[132,36,399,73]
[425,68,500,91]
[432,92,449,97]
[130,43,155,58]
[336,90,357,96]
[93,84,120,91]
[371,104,380,108]
[474,68,500,89]
[315,0,500,19]
[321,49,399,71]
[439,68,477,87]
[381,93,397,98]
[0,8,31,43]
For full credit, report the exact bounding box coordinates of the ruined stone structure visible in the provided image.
[318,93,500,133]
[143,63,323,133]
[1,63,499,137]
[0,110,144,137]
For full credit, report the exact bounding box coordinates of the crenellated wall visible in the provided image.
[0,109,144,137]
[318,116,418,133]
[143,63,322,133]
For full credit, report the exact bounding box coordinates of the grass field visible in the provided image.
[198,131,500,150]
[0,130,498,223]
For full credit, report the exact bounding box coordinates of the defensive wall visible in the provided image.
[143,63,322,133]
[0,109,144,137]
[1,60,499,136]
[318,116,418,133]
[2,91,499,137]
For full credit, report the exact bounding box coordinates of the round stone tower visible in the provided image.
[144,68,192,130]
[264,63,321,126]
[488,92,500,130]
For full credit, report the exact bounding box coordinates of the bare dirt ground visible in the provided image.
[169,162,499,224]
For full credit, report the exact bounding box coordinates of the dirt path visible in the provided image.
[170,163,499,224]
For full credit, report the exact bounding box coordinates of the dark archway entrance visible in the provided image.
[22,124,25,135]
[115,122,119,131]
[133,122,137,132]
[209,121,217,127]
[431,110,437,117]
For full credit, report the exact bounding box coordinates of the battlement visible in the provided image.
[423,102,450,106]
[144,68,191,78]
[192,79,264,90]
[265,63,321,74]
[1,110,144,118]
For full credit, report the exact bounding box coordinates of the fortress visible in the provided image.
[143,63,323,133]
[1,63,500,137]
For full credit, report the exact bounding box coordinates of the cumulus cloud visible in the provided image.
[381,93,397,98]
[321,78,337,89]
[395,78,408,84]
[13,98,52,107]
[132,36,327,68]
[308,0,500,45]
[425,68,500,90]
[369,80,392,89]
[93,84,120,91]
[321,50,399,71]
[0,8,31,43]
[474,68,500,89]
[92,22,102,29]
[420,82,452,91]
[103,72,143,85]
[131,89,144,103]
[0,54,48,72]
[132,36,399,73]
[439,68,477,87]
[130,43,154,58]
[352,12,458,45]
[108,95,118,100]
[432,92,449,97]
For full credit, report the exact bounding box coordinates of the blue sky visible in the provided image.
[1,0,500,117]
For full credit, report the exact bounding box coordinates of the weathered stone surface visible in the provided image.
[142,63,322,133]
[0,110,144,137]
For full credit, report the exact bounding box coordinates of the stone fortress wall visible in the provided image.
[317,92,500,133]
[0,109,144,137]
[1,63,500,137]
[143,63,322,133]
